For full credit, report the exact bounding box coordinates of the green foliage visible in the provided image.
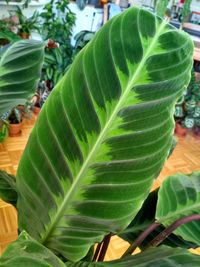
[0,170,17,206]
[16,7,193,262]
[73,31,95,57]
[0,19,20,45]
[39,0,76,89]
[156,172,200,245]
[181,0,192,23]
[0,120,9,143]
[0,232,65,267]
[174,70,200,129]
[120,188,197,249]
[0,40,45,117]
[14,6,40,34]
[0,7,197,266]
[155,0,169,18]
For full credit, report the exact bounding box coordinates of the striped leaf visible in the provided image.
[16,7,193,262]
[120,189,197,249]
[67,246,200,266]
[156,172,200,245]
[1,231,65,267]
[0,170,17,206]
[0,40,44,116]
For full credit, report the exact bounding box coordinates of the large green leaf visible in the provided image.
[67,246,200,266]
[156,172,200,245]
[119,189,197,249]
[0,170,17,206]
[16,7,193,262]
[0,40,44,116]
[0,231,65,267]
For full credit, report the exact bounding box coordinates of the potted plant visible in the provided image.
[7,108,22,136]
[13,6,39,39]
[174,69,200,136]
[1,7,199,266]
[40,0,75,90]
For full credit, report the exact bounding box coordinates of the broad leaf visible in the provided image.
[16,7,193,262]
[0,231,65,267]
[119,188,197,249]
[156,172,200,245]
[0,170,17,206]
[67,246,200,266]
[0,40,44,116]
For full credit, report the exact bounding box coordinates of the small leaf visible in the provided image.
[1,231,66,267]
[0,170,17,206]
[156,172,200,245]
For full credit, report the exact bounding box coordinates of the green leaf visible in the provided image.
[119,189,197,249]
[16,7,193,262]
[0,231,65,267]
[0,40,44,116]
[0,170,17,206]
[67,246,200,266]
[155,0,169,18]
[156,172,200,245]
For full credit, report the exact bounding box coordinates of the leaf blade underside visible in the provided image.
[17,8,193,262]
[156,172,200,245]
[0,40,44,116]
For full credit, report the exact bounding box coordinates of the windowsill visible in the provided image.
[0,0,48,6]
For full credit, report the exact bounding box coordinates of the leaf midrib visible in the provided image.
[42,18,167,243]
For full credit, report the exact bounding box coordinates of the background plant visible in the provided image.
[39,0,76,90]
[175,70,200,131]
[1,7,199,267]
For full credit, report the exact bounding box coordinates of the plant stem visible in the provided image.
[121,222,161,258]
[97,233,112,262]
[150,214,200,247]
[92,241,103,262]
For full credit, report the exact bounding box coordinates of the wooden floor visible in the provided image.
[1,114,200,260]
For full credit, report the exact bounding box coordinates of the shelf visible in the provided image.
[0,0,48,6]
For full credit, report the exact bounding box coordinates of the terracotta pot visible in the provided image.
[193,128,200,139]
[18,32,30,39]
[175,122,187,136]
[9,122,22,137]
[33,106,41,115]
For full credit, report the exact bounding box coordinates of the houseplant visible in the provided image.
[1,7,199,266]
[13,6,39,39]
[174,69,200,136]
[8,108,22,136]
[0,120,9,142]
[39,0,76,89]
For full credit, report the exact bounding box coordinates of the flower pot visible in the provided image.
[33,106,41,115]
[175,122,187,136]
[9,122,22,137]
[18,32,30,39]
[193,127,200,139]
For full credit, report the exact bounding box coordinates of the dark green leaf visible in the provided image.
[17,7,193,262]
[0,170,17,206]
[67,246,200,266]
[0,231,65,267]
[120,189,197,249]
[156,172,200,246]
[0,40,44,116]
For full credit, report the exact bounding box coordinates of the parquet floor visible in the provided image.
[0,114,200,260]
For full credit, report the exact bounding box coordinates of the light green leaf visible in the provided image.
[156,172,200,245]
[16,7,193,262]
[0,231,65,267]
[67,246,200,266]
[0,40,44,116]
[0,170,17,206]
